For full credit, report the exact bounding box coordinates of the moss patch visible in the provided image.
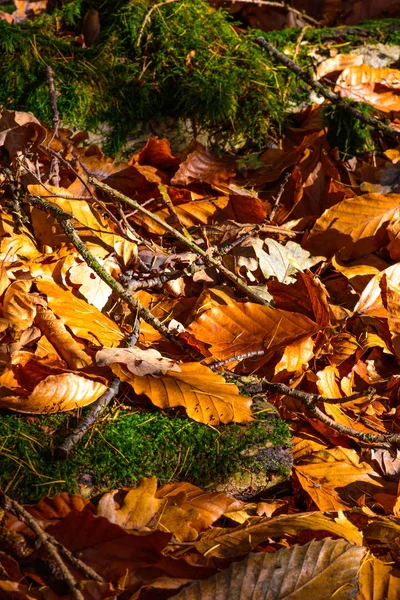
[2,1,399,154]
[0,407,291,504]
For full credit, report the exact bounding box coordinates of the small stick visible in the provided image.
[209,350,266,370]
[268,170,291,221]
[260,381,400,444]
[2,495,86,600]
[256,37,400,141]
[28,194,196,355]
[46,66,61,187]
[137,0,179,48]
[89,178,271,306]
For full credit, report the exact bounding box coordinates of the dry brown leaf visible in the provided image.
[0,110,46,157]
[188,301,318,361]
[96,347,181,377]
[171,145,237,189]
[97,478,164,530]
[305,194,400,259]
[36,279,123,347]
[3,280,38,331]
[294,447,397,512]
[28,183,137,259]
[111,362,253,425]
[68,260,113,311]
[195,512,363,559]
[0,371,107,413]
[355,263,400,317]
[274,336,315,375]
[156,482,243,532]
[358,553,400,600]
[174,538,364,599]
[335,64,400,113]
[35,308,92,369]
[314,54,364,80]
[97,478,200,542]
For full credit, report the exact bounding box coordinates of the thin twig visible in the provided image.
[28,194,197,356]
[89,178,271,305]
[268,170,291,221]
[46,66,60,187]
[222,0,320,26]
[137,0,179,48]
[209,350,266,370]
[256,37,400,141]
[2,495,85,600]
[55,320,141,458]
[261,381,400,444]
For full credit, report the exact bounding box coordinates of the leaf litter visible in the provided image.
[3,27,400,600]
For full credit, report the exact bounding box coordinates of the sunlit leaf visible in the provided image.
[111,362,253,425]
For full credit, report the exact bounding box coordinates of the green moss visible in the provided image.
[323,100,376,156]
[0,407,290,504]
[2,2,397,155]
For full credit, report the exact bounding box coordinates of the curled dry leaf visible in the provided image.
[96,347,181,378]
[35,307,92,370]
[98,477,200,542]
[36,279,123,347]
[0,371,107,414]
[3,279,39,331]
[194,511,363,559]
[314,53,364,80]
[335,64,400,113]
[0,110,46,158]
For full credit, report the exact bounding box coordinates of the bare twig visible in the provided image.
[89,178,271,305]
[137,0,179,47]
[209,350,266,370]
[268,170,291,221]
[261,381,400,444]
[46,66,60,187]
[220,0,320,26]
[2,495,86,600]
[28,194,198,355]
[256,37,400,141]
[55,320,141,458]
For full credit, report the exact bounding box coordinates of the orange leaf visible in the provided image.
[112,362,253,425]
[0,372,107,413]
[188,301,318,361]
[36,280,123,347]
[306,194,400,259]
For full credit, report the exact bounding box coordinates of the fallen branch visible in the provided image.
[89,178,271,306]
[256,37,400,141]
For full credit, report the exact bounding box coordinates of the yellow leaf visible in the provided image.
[113,362,253,425]
[275,336,314,375]
[36,279,123,347]
[0,372,107,413]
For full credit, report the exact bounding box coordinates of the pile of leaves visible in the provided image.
[4,39,400,598]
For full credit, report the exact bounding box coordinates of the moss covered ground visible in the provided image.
[0,406,291,504]
[1,0,399,154]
